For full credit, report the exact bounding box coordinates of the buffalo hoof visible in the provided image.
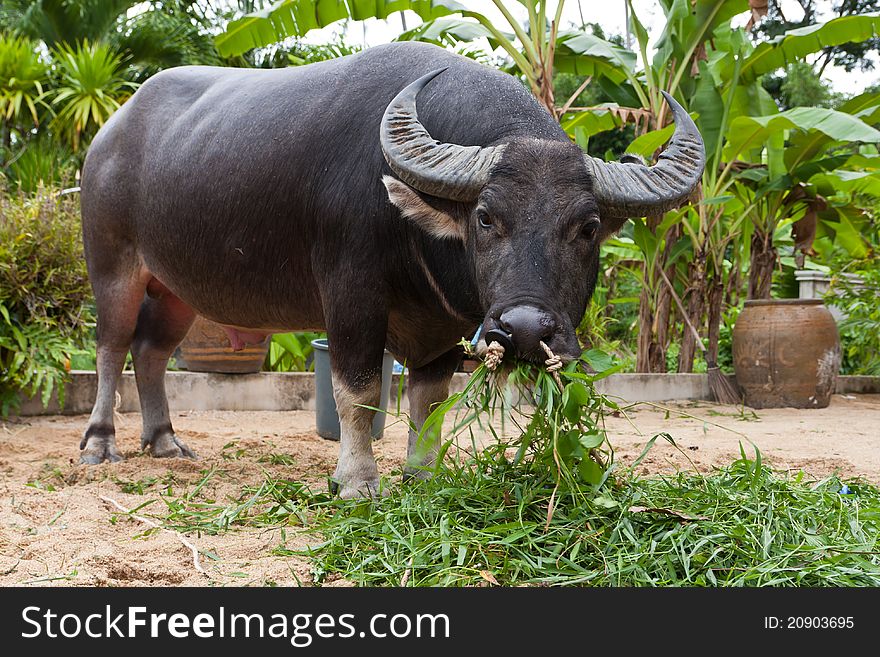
[332,478,386,500]
[143,432,197,459]
[79,439,125,465]
[402,467,432,483]
[80,431,124,464]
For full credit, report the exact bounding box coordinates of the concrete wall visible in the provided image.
[14,370,879,416]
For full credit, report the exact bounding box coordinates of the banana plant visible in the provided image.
[578,6,880,370]
[573,1,755,373]
[216,0,660,117]
[723,92,880,299]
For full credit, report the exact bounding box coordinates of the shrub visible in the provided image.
[829,260,880,375]
[4,138,77,194]
[0,188,93,414]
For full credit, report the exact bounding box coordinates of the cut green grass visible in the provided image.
[158,467,329,536]
[298,441,880,586]
[144,353,880,587]
[147,444,880,586]
[299,354,880,587]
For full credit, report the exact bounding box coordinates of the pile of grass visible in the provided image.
[299,356,880,586]
[296,444,880,586]
[147,354,880,586]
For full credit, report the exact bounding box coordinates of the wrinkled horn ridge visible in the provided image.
[380,69,505,202]
[584,90,705,219]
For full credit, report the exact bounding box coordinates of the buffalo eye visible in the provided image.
[582,216,600,241]
[477,209,493,230]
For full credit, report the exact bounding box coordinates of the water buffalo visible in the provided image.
[80,41,704,497]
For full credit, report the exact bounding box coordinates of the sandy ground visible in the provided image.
[1,394,878,587]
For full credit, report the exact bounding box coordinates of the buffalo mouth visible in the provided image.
[478,305,581,366]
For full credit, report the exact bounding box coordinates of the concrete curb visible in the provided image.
[14,371,880,416]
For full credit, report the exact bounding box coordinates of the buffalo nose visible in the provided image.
[497,306,556,357]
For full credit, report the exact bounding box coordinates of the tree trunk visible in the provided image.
[635,219,678,373]
[725,265,741,308]
[635,281,654,372]
[748,230,776,300]
[706,280,724,366]
[1,121,10,165]
[678,254,706,373]
[536,73,556,118]
[648,273,673,372]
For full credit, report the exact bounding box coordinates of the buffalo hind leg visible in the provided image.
[81,276,146,464]
[131,289,197,458]
[404,347,462,481]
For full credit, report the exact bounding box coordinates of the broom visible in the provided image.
[706,360,742,405]
[660,271,742,405]
[706,284,742,405]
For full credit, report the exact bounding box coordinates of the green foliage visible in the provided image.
[151,431,880,586]
[0,188,94,414]
[115,3,223,77]
[743,11,880,82]
[828,259,880,375]
[264,332,324,372]
[50,40,137,150]
[554,71,636,157]
[159,468,321,535]
[0,307,83,414]
[4,137,76,193]
[1,1,222,73]
[0,1,223,163]
[763,61,845,110]
[0,32,48,131]
[288,39,361,66]
[406,347,618,497]
[216,0,468,57]
[753,1,880,74]
[0,0,138,48]
[576,283,633,369]
[725,105,880,166]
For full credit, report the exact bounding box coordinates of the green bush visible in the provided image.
[829,261,880,375]
[4,138,77,194]
[0,188,93,414]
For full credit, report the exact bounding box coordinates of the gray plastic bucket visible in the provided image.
[311,338,395,440]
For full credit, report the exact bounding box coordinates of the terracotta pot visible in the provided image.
[732,299,840,409]
[178,316,269,374]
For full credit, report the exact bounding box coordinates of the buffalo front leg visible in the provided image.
[405,347,462,481]
[130,289,197,458]
[331,376,384,499]
[325,316,388,499]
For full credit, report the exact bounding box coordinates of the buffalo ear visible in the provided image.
[599,216,631,242]
[382,175,465,241]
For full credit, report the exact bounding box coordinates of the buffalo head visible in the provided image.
[380,69,704,364]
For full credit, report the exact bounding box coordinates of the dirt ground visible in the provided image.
[1,393,879,587]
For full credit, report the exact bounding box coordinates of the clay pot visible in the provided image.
[459,358,479,373]
[732,299,840,409]
[178,316,269,374]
